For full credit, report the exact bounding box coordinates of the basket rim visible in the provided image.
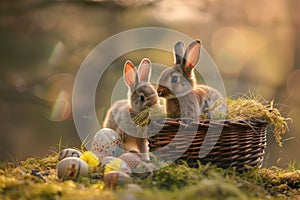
[154,117,269,124]
[150,118,269,131]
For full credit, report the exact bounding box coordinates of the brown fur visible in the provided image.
[157,40,223,119]
[103,58,157,160]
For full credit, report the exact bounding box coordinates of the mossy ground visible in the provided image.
[1,155,300,200]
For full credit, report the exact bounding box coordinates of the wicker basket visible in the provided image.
[148,118,268,171]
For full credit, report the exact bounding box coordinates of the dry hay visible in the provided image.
[133,93,291,146]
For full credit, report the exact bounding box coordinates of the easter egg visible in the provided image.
[56,157,89,180]
[104,171,132,190]
[119,152,142,172]
[91,128,122,160]
[101,156,131,175]
[59,148,82,161]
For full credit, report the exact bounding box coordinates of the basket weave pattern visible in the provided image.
[149,119,267,171]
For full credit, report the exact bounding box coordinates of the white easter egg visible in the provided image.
[91,128,122,160]
[59,148,82,161]
[56,157,89,180]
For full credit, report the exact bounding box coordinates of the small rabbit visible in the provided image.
[157,40,223,119]
[103,58,158,160]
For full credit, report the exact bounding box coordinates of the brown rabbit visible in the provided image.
[157,40,224,119]
[103,58,158,160]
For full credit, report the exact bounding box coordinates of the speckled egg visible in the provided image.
[118,152,143,172]
[101,156,131,175]
[59,148,82,161]
[104,171,132,190]
[91,128,122,160]
[56,157,89,180]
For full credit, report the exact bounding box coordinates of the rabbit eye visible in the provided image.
[171,76,178,83]
[139,95,145,102]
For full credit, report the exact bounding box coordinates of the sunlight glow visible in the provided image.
[50,90,71,122]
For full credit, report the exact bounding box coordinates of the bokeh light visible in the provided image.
[50,90,71,122]
[211,27,248,74]
[286,69,300,102]
[34,73,74,102]
[48,41,66,67]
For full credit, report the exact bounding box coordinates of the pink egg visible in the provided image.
[119,152,143,172]
[91,128,122,160]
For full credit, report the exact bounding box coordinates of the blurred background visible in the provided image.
[0,0,299,168]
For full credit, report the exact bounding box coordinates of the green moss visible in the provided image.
[1,155,300,199]
[178,179,247,200]
[140,162,205,190]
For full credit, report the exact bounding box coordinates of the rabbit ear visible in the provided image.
[138,58,151,82]
[182,40,201,74]
[124,60,138,90]
[173,41,185,64]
